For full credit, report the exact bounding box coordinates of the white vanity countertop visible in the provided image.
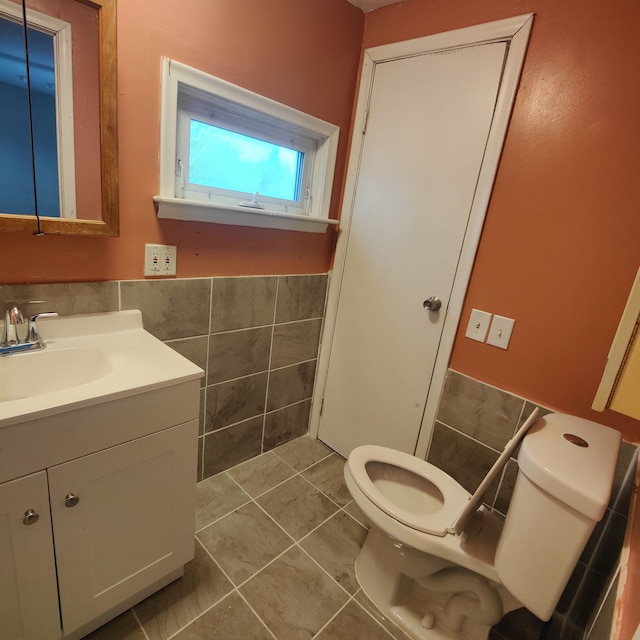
[0,310,204,428]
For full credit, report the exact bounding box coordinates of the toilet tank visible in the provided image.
[494,413,621,621]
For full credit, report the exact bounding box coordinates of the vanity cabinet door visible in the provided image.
[0,471,61,640]
[48,420,198,637]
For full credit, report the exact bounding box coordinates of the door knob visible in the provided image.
[423,296,442,312]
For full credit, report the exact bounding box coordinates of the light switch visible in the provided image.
[487,315,515,350]
[465,309,492,343]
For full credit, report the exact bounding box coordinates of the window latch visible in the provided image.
[239,192,265,210]
[175,156,185,191]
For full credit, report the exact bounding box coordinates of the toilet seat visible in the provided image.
[347,445,471,536]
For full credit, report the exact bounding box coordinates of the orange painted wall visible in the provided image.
[0,0,363,282]
[364,0,640,442]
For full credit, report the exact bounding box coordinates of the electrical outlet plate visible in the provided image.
[144,244,177,276]
[487,315,515,350]
[465,309,492,342]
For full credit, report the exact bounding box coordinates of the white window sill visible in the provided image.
[153,196,339,233]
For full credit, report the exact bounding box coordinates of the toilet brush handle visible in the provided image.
[453,407,540,536]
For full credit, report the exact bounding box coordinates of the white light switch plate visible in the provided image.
[487,315,515,350]
[465,309,492,342]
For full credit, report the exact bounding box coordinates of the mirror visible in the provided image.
[0,0,118,236]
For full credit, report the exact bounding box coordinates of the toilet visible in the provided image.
[344,411,621,640]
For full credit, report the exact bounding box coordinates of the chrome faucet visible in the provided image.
[1,303,58,355]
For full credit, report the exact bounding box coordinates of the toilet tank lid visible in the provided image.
[518,413,621,521]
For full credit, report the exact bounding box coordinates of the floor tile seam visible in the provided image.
[297,469,346,510]
[227,465,298,502]
[250,493,300,545]
[296,504,347,546]
[129,607,152,640]
[313,591,403,640]
[270,441,334,471]
[339,502,370,530]
[295,541,356,601]
[302,449,338,470]
[193,536,238,598]
[161,591,238,640]
[234,588,280,640]
[195,497,253,534]
[195,473,252,533]
[309,596,354,639]
[232,540,297,592]
[350,593,406,640]
[164,539,262,639]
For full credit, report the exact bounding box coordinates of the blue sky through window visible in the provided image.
[189,120,303,201]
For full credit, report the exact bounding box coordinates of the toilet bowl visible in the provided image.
[345,411,621,640]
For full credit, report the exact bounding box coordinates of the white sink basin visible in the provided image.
[0,310,203,427]
[0,348,113,402]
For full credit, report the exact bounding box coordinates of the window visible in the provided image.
[155,59,340,233]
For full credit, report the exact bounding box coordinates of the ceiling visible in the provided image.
[346,0,403,12]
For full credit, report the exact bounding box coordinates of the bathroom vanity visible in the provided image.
[0,311,203,639]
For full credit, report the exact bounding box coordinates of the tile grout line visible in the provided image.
[160,538,250,640]
[129,434,367,640]
[350,592,406,640]
[203,315,325,337]
[235,589,280,640]
[195,471,252,535]
[434,418,510,455]
[309,594,354,639]
[204,397,314,441]
[130,606,152,640]
[193,436,365,638]
[261,276,279,454]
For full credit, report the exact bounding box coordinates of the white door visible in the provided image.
[317,20,531,458]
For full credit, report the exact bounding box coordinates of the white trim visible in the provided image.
[156,58,339,231]
[154,195,338,233]
[0,0,76,218]
[593,266,640,411]
[309,14,534,458]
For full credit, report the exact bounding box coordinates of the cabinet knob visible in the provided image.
[23,509,40,525]
[65,493,80,508]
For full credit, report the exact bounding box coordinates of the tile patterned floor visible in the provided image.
[85,436,410,640]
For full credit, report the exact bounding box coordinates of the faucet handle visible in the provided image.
[26,312,59,348]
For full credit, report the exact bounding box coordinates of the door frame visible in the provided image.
[310,14,534,458]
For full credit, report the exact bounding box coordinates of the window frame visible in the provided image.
[155,58,340,233]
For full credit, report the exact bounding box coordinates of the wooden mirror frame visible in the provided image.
[0,0,118,236]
